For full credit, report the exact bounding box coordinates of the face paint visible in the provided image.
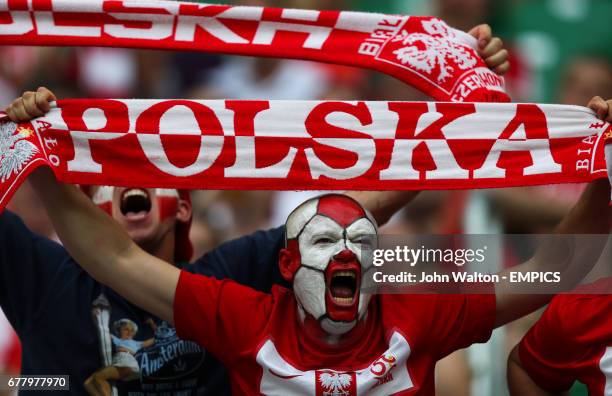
[91,186,114,215]
[90,186,179,221]
[285,195,378,335]
[156,189,180,221]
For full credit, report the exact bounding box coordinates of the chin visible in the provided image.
[127,229,157,246]
[321,318,357,335]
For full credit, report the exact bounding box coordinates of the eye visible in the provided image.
[314,237,334,245]
[352,237,373,247]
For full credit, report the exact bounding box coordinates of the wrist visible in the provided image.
[28,167,59,198]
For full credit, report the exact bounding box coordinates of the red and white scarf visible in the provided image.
[0,99,610,211]
[0,0,611,210]
[0,0,508,102]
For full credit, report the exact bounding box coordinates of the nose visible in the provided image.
[333,249,356,263]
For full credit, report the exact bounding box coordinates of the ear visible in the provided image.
[176,198,192,223]
[279,248,300,282]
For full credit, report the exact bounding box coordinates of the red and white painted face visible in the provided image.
[90,186,180,248]
[286,195,378,335]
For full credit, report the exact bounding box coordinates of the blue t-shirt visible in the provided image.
[0,210,287,395]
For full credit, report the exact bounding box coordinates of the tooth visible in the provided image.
[333,271,356,279]
[333,297,353,304]
[126,190,146,198]
[123,189,148,202]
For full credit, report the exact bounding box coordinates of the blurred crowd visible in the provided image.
[1,0,611,395]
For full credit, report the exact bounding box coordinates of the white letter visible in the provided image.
[175,6,259,43]
[0,8,33,35]
[67,108,125,173]
[35,0,103,37]
[252,21,332,49]
[106,13,173,40]
[474,139,562,178]
[68,132,125,173]
[251,9,330,49]
[225,137,297,178]
[381,140,469,180]
[305,138,375,180]
[105,2,177,40]
[136,104,224,177]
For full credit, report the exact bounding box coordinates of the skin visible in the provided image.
[468,24,510,76]
[506,347,570,396]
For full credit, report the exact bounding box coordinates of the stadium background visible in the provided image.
[1,0,611,395]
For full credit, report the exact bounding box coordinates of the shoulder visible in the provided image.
[187,226,286,272]
[0,210,33,236]
[270,285,293,302]
[382,292,495,315]
[380,292,496,348]
[185,226,289,291]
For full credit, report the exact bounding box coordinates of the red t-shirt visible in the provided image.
[174,271,496,395]
[519,278,612,395]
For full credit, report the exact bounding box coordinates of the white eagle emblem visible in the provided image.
[0,121,39,183]
[318,372,352,396]
[391,19,477,83]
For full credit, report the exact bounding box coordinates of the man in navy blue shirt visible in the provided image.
[1,88,420,395]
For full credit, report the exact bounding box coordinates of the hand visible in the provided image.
[5,86,56,122]
[144,318,157,331]
[468,24,510,75]
[587,96,612,123]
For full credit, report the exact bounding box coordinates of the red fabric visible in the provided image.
[0,312,20,374]
[0,100,609,212]
[0,1,509,103]
[317,195,366,228]
[5,332,21,374]
[173,270,496,395]
[519,277,612,394]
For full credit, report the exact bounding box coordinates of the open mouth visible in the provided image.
[120,189,152,219]
[328,269,358,306]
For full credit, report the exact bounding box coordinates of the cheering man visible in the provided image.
[20,90,611,392]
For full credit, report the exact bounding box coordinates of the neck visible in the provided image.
[298,306,370,350]
[140,230,176,265]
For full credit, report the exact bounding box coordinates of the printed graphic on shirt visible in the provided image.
[90,293,206,395]
[257,331,414,395]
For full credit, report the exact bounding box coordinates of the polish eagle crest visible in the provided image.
[0,121,38,183]
[391,19,477,83]
[318,372,353,395]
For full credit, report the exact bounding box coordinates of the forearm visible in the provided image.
[345,190,420,226]
[495,180,610,326]
[530,179,610,279]
[29,168,134,280]
[507,348,563,396]
[28,167,178,322]
[554,179,611,234]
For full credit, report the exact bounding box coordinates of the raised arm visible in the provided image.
[347,23,509,226]
[346,190,419,226]
[494,97,612,327]
[28,168,179,324]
